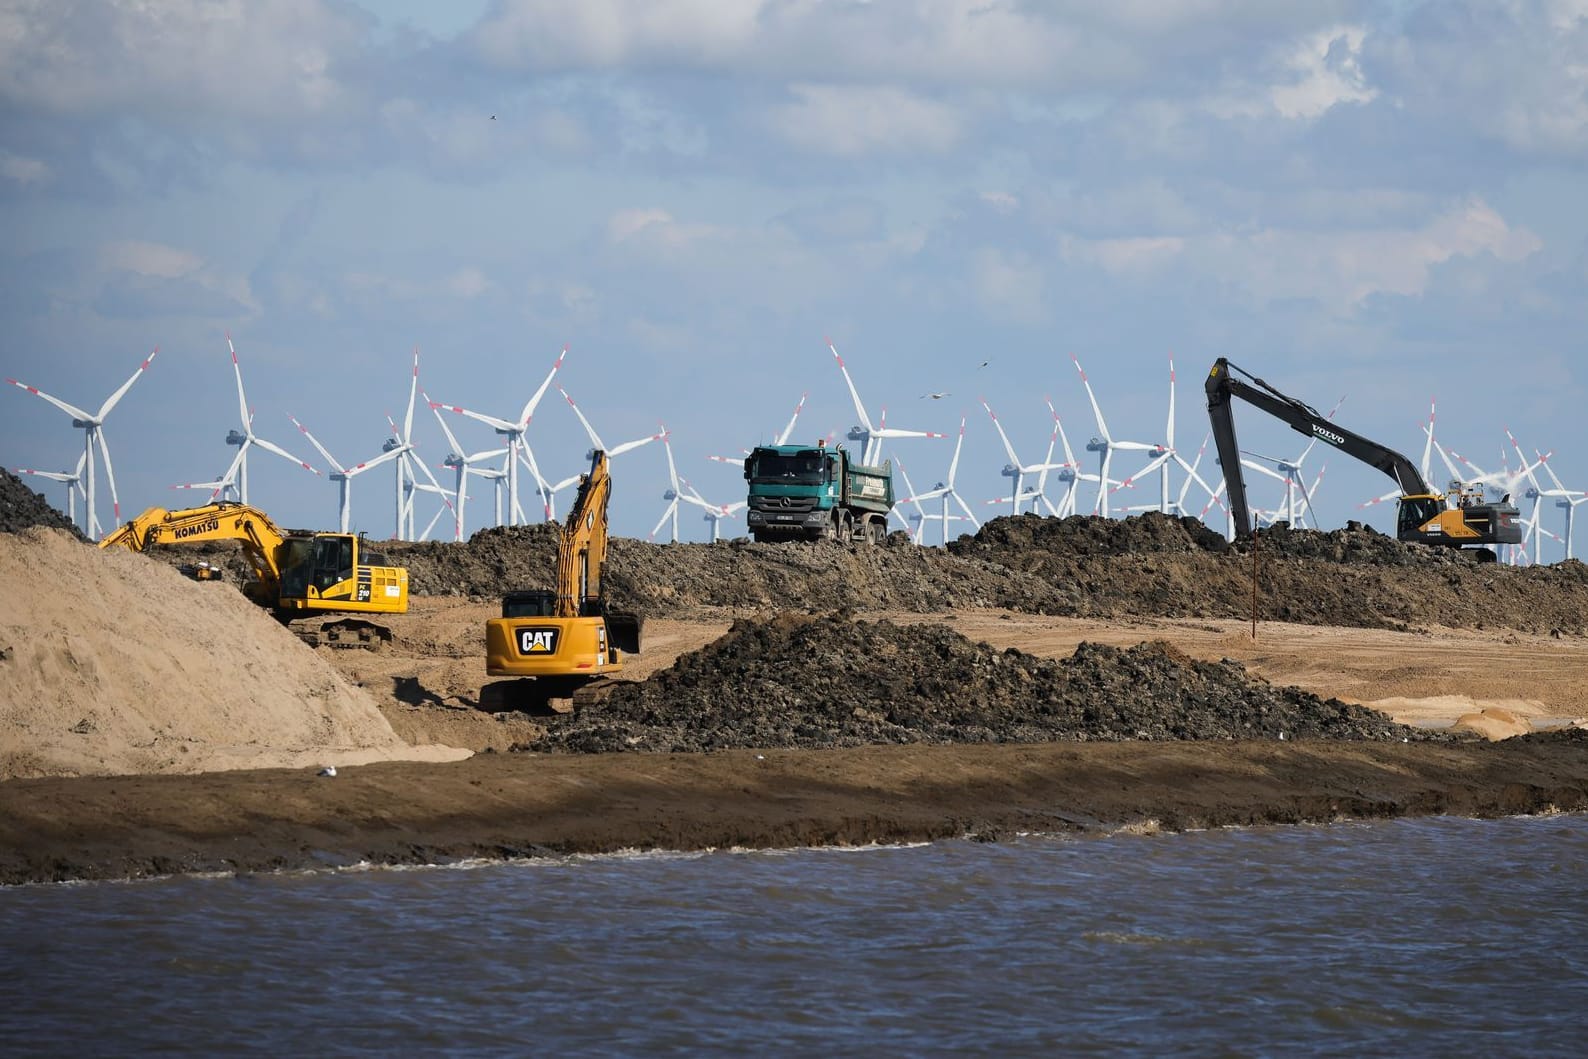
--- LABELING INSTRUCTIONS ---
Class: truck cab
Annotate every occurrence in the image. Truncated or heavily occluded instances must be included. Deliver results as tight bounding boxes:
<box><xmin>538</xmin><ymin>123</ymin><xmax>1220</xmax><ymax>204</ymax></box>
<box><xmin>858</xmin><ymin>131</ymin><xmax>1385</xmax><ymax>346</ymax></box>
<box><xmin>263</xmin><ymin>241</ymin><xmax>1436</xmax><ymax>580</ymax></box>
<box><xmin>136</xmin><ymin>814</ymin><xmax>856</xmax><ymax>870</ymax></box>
<box><xmin>744</xmin><ymin>442</ymin><xmax>893</xmax><ymax>543</ymax></box>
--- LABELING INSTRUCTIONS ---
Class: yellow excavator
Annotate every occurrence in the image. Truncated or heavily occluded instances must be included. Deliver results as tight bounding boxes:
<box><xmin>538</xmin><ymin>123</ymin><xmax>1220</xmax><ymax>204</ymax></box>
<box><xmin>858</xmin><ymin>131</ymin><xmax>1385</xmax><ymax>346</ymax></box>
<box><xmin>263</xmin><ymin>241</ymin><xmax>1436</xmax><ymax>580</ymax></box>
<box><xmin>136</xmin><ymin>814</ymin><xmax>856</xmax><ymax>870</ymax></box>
<box><xmin>482</xmin><ymin>450</ymin><xmax>642</xmax><ymax>712</ymax></box>
<box><xmin>98</xmin><ymin>502</ymin><xmax>409</xmax><ymax>647</ymax></box>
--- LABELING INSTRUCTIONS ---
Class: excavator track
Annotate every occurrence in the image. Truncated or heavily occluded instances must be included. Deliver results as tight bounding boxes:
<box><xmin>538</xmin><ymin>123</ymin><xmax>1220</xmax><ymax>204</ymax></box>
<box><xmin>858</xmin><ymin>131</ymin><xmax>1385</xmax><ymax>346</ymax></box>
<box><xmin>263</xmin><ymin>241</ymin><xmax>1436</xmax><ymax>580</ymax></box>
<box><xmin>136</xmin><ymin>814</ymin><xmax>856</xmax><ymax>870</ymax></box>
<box><xmin>296</xmin><ymin>618</ymin><xmax>394</xmax><ymax>651</ymax></box>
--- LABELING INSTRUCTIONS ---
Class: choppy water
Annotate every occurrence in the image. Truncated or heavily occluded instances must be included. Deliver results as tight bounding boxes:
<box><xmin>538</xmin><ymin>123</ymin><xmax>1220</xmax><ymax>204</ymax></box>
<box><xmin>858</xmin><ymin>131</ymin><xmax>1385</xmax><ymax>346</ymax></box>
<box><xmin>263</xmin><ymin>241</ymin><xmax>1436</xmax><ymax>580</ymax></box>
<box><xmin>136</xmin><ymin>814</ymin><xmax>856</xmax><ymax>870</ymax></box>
<box><xmin>4</xmin><ymin>814</ymin><xmax>1588</xmax><ymax>1056</ymax></box>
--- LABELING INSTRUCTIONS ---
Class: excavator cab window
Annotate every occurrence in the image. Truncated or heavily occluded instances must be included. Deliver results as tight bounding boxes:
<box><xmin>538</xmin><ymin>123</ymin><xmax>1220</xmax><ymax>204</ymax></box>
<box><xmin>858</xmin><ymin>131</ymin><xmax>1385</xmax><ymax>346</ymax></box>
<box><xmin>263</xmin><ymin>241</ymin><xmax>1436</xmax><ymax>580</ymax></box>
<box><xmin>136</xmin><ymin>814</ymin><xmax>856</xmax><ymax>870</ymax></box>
<box><xmin>1398</xmin><ymin>495</ymin><xmax>1445</xmax><ymax>537</ymax></box>
<box><xmin>279</xmin><ymin>538</ymin><xmax>315</xmax><ymax>598</ymax></box>
<box><xmin>313</xmin><ymin>535</ymin><xmax>354</xmax><ymax>590</ymax></box>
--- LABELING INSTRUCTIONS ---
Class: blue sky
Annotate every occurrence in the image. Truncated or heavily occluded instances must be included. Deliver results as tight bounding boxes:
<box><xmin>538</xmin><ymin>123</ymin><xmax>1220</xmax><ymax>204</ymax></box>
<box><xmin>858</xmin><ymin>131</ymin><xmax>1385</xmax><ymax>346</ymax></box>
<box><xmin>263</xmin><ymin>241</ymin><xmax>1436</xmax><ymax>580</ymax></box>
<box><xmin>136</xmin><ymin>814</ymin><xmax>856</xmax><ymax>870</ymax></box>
<box><xmin>3</xmin><ymin>0</ymin><xmax>1585</xmax><ymax>553</ymax></box>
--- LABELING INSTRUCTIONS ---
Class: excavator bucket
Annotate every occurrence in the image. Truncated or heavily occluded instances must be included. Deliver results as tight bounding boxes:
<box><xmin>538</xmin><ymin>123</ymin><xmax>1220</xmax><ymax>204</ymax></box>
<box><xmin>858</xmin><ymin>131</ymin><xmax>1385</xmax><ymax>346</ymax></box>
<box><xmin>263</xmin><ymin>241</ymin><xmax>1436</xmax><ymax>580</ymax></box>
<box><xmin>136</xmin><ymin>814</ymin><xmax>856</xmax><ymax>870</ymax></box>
<box><xmin>607</xmin><ymin>610</ymin><xmax>643</xmax><ymax>655</ymax></box>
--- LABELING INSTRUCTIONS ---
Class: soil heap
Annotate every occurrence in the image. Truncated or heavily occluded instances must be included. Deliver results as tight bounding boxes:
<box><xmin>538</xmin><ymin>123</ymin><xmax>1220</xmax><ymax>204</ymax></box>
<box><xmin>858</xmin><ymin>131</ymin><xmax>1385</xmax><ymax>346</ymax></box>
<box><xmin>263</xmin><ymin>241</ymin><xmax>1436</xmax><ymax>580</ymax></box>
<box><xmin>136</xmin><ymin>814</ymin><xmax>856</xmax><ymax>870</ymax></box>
<box><xmin>0</xmin><ymin>527</ymin><xmax>469</xmax><ymax>778</ymax></box>
<box><xmin>528</xmin><ymin>612</ymin><xmax>1456</xmax><ymax>754</ymax></box>
<box><xmin>125</xmin><ymin>504</ymin><xmax>1588</xmax><ymax>636</ymax></box>
<box><xmin>0</xmin><ymin>468</ymin><xmax>86</xmax><ymax>540</ymax></box>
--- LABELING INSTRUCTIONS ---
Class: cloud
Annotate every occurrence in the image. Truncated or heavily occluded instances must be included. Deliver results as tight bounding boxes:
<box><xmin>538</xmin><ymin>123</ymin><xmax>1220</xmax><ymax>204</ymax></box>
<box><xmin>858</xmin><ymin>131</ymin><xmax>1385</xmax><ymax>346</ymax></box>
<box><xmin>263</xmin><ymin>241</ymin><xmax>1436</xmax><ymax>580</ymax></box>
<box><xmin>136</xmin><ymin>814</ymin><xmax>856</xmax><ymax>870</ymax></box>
<box><xmin>970</xmin><ymin>248</ymin><xmax>1046</xmax><ymax>324</ymax></box>
<box><xmin>85</xmin><ymin>239</ymin><xmax>259</xmax><ymax>320</ymax></box>
<box><xmin>1183</xmin><ymin>198</ymin><xmax>1541</xmax><ymax>309</ymax></box>
<box><xmin>1268</xmin><ymin>25</ymin><xmax>1377</xmax><ymax>119</ymax></box>
<box><xmin>446</xmin><ymin>267</ymin><xmax>492</xmax><ymax>299</ymax></box>
<box><xmin>0</xmin><ymin>151</ymin><xmax>50</xmax><ymax>187</ymax></box>
<box><xmin>0</xmin><ymin>0</ymin><xmax>372</xmax><ymax>121</ymax></box>
<box><xmin>766</xmin><ymin>84</ymin><xmax>962</xmax><ymax>156</ymax></box>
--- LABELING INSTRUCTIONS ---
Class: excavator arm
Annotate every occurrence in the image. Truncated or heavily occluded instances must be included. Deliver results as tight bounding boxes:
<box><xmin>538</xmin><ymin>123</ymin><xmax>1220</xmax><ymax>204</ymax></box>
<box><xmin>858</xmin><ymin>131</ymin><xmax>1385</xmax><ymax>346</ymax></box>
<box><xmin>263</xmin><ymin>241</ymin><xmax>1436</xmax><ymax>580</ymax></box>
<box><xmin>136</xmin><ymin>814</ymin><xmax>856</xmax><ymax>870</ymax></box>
<box><xmin>99</xmin><ymin>502</ymin><xmax>290</xmax><ymax>603</ymax></box>
<box><xmin>1205</xmin><ymin>358</ymin><xmax>1431</xmax><ymax>539</ymax></box>
<box><xmin>556</xmin><ymin>451</ymin><xmax>613</xmax><ymax>619</ymax></box>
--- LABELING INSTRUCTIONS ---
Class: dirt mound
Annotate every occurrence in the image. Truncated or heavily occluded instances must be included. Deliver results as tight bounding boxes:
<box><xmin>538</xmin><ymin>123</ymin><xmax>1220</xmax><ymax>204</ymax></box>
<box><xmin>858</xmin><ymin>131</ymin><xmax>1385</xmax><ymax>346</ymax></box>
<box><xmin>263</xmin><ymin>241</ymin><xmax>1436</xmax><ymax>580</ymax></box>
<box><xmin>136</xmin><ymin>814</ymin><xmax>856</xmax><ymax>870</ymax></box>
<box><xmin>0</xmin><ymin>468</ymin><xmax>87</xmax><ymax>540</ymax></box>
<box><xmin>527</xmin><ymin>612</ymin><xmax>1453</xmax><ymax>753</ymax></box>
<box><xmin>138</xmin><ymin>509</ymin><xmax>1588</xmax><ymax>636</ymax></box>
<box><xmin>0</xmin><ymin>528</ymin><xmax>469</xmax><ymax>778</ymax></box>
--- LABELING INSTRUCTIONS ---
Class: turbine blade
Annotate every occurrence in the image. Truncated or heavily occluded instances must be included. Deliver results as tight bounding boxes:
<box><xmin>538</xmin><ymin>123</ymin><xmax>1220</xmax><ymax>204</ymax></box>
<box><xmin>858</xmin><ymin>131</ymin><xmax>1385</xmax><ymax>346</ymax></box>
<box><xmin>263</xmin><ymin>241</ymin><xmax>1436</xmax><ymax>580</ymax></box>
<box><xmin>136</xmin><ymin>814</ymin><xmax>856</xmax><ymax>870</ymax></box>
<box><xmin>288</xmin><ymin>415</ymin><xmax>343</xmax><ymax>472</ymax></box>
<box><xmin>96</xmin><ymin>346</ymin><xmax>159</xmax><ymax>419</ymax></box>
<box><xmin>6</xmin><ymin>377</ymin><xmax>92</xmax><ymax>421</ymax></box>
<box><xmin>828</xmin><ymin>338</ymin><xmax>876</xmax><ymax>433</ymax></box>
<box><xmin>518</xmin><ymin>344</ymin><xmax>568</xmax><ymax>427</ymax></box>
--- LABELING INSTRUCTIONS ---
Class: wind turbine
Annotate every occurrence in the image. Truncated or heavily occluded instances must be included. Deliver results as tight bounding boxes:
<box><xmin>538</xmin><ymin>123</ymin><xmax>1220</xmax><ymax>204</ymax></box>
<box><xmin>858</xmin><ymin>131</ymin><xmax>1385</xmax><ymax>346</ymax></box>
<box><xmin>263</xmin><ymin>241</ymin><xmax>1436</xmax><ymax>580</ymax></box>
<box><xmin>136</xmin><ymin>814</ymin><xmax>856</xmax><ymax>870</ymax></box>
<box><xmin>181</xmin><ymin>336</ymin><xmax>317</xmax><ymax>506</ymax></box>
<box><xmin>377</xmin><ymin>348</ymin><xmax>453</xmax><ymax>540</ymax></box>
<box><xmin>1107</xmin><ymin>354</ymin><xmax>1221</xmax><ymax>515</ymax></box>
<box><xmin>552</xmin><ymin>387</ymin><xmax>665</xmax><ymax>518</ymax></box>
<box><xmin>1070</xmin><ymin>354</ymin><xmax>1157</xmax><ymax>518</ymax></box>
<box><xmin>891</xmin><ymin>459</ymin><xmax>930</xmax><ymax>540</ymax></box>
<box><xmin>287</xmin><ymin>414</ymin><xmax>404</xmax><ymax>533</ymax></box>
<box><xmin>1451</xmin><ymin>437</ymin><xmax>1551</xmax><ymax>564</ymax></box>
<box><xmin>10</xmin><ymin>452</ymin><xmax>88</xmax><ymax>529</ymax></box>
<box><xmin>978</xmin><ymin>400</ymin><xmax>1067</xmax><ymax>514</ymax></box>
<box><xmin>650</xmin><ymin>428</ymin><xmax>685</xmax><ymax>543</ymax></box>
<box><xmin>426</xmin><ymin>390</ymin><xmax>509</xmax><ymax>541</ymax></box>
<box><xmin>7</xmin><ymin>346</ymin><xmax>157</xmax><ymax>538</ymax></box>
<box><xmin>981</xmin><ymin>399</ymin><xmax>1071</xmax><ymax>516</ymax></box>
<box><xmin>896</xmin><ymin>416</ymin><xmax>980</xmax><ymax>545</ymax></box>
<box><xmin>1505</xmin><ymin>428</ymin><xmax>1555</xmax><ymax>564</ymax></box>
<box><xmin>1534</xmin><ymin>455</ymin><xmax>1587</xmax><ymax>561</ymax></box>
<box><xmin>828</xmin><ymin>337</ymin><xmax>945</xmax><ymax>464</ymax></box>
<box><xmin>430</xmin><ymin>345</ymin><xmax>566</xmax><ymax>525</ymax></box>
<box><xmin>678</xmin><ymin>475</ymin><xmax>746</xmax><ymax>542</ymax></box>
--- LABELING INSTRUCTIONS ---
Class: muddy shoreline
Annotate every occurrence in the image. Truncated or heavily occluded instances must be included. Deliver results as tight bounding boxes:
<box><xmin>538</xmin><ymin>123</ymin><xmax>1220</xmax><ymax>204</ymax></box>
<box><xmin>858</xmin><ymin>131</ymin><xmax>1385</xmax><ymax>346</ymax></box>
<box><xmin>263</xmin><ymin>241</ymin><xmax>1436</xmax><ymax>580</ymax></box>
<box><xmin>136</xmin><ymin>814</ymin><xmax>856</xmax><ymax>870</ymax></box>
<box><xmin>5</xmin><ymin>738</ymin><xmax>1587</xmax><ymax>885</ymax></box>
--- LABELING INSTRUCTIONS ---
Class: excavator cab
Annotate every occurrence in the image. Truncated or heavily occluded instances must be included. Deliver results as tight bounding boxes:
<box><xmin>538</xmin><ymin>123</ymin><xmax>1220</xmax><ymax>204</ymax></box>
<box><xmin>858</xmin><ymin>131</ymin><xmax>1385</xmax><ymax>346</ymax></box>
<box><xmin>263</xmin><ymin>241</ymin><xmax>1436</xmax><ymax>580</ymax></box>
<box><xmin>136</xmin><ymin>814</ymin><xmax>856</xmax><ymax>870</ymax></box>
<box><xmin>1396</xmin><ymin>495</ymin><xmax>1447</xmax><ymax>539</ymax></box>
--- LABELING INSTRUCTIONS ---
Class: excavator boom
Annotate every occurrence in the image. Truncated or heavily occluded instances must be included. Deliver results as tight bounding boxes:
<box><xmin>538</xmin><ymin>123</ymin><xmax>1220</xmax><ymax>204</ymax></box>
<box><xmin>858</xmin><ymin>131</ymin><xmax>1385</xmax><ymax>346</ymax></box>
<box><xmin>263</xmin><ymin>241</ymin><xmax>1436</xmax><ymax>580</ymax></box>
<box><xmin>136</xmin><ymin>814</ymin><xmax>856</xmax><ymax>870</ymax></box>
<box><xmin>99</xmin><ymin>501</ymin><xmax>409</xmax><ymax>639</ymax></box>
<box><xmin>1205</xmin><ymin>358</ymin><xmax>1520</xmax><ymax>551</ymax></box>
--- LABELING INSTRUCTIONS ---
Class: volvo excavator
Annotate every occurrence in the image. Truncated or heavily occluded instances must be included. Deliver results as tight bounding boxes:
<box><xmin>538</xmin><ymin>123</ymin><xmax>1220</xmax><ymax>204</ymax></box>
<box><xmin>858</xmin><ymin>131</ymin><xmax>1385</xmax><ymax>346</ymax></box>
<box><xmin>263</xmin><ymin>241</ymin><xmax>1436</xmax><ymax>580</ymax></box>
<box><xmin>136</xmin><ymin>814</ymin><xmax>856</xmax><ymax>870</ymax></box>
<box><xmin>480</xmin><ymin>450</ymin><xmax>642</xmax><ymax>712</ymax></box>
<box><xmin>99</xmin><ymin>502</ymin><xmax>409</xmax><ymax>647</ymax></box>
<box><xmin>1205</xmin><ymin>358</ymin><xmax>1522</xmax><ymax>558</ymax></box>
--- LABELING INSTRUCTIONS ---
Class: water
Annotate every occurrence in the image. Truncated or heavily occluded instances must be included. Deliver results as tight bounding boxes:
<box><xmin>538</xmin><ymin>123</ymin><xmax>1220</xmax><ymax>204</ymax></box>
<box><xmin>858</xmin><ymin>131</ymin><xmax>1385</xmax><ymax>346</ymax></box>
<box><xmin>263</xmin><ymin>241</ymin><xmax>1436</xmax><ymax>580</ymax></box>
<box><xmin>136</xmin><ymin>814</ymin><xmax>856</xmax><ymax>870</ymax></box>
<box><xmin>5</xmin><ymin>814</ymin><xmax>1588</xmax><ymax>1056</ymax></box>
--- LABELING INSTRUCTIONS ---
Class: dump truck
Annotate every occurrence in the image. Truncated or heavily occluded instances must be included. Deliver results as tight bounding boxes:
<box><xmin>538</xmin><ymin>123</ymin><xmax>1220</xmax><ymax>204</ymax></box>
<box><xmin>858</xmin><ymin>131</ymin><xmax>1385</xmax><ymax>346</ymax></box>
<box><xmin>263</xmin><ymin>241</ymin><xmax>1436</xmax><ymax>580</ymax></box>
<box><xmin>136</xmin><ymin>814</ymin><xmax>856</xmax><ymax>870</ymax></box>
<box><xmin>481</xmin><ymin>450</ymin><xmax>642</xmax><ymax>712</ymax></box>
<box><xmin>98</xmin><ymin>501</ymin><xmax>409</xmax><ymax>646</ymax></box>
<box><xmin>1205</xmin><ymin>357</ymin><xmax>1522</xmax><ymax>558</ymax></box>
<box><xmin>743</xmin><ymin>440</ymin><xmax>894</xmax><ymax>544</ymax></box>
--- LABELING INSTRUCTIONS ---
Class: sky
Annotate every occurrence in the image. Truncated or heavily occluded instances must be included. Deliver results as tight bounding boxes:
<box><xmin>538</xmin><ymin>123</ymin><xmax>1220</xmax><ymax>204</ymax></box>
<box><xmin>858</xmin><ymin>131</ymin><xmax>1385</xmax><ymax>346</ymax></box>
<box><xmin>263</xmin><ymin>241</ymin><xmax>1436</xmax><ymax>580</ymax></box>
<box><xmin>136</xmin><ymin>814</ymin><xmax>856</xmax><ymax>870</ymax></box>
<box><xmin>3</xmin><ymin>0</ymin><xmax>1586</xmax><ymax>555</ymax></box>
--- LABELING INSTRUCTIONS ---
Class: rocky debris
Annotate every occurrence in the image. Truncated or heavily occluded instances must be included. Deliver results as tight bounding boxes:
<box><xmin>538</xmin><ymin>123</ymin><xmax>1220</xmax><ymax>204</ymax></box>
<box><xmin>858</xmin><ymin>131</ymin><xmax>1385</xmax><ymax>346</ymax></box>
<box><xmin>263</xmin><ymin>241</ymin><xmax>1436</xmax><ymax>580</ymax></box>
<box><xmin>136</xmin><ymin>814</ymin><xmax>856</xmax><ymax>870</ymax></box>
<box><xmin>0</xmin><ymin>469</ymin><xmax>87</xmax><ymax>540</ymax></box>
<box><xmin>526</xmin><ymin>612</ymin><xmax>1457</xmax><ymax>754</ymax></box>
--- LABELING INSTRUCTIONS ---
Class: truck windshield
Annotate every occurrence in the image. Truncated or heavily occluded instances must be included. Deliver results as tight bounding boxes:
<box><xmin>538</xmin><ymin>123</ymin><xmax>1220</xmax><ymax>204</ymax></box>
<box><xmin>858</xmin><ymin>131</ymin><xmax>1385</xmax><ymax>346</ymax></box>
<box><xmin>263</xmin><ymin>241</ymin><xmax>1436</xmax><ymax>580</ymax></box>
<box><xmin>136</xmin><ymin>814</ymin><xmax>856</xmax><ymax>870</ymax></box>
<box><xmin>749</xmin><ymin>452</ymin><xmax>828</xmax><ymax>485</ymax></box>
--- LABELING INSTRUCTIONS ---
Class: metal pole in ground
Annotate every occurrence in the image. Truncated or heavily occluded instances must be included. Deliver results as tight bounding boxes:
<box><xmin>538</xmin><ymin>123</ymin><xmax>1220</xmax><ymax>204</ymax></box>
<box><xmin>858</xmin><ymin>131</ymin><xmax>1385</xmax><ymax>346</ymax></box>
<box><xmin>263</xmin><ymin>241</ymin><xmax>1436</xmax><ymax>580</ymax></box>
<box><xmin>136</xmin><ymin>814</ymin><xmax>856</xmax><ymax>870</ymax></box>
<box><xmin>1250</xmin><ymin>527</ymin><xmax>1259</xmax><ymax>640</ymax></box>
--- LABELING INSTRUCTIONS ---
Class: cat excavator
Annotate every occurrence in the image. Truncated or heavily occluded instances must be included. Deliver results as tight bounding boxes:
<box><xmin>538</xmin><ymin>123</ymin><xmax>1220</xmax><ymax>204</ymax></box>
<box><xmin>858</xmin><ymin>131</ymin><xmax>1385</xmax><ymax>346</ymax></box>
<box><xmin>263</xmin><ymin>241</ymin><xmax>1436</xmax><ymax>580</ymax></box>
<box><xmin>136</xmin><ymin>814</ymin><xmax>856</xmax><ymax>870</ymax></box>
<box><xmin>1205</xmin><ymin>358</ymin><xmax>1522</xmax><ymax>558</ymax></box>
<box><xmin>481</xmin><ymin>450</ymin><xmax>642</xmax><ymax>712</ymax></box>
<box><xmin>98</xmin><ymin>501</ymin><xmax>409</xmax><ymax>647</ymax></box>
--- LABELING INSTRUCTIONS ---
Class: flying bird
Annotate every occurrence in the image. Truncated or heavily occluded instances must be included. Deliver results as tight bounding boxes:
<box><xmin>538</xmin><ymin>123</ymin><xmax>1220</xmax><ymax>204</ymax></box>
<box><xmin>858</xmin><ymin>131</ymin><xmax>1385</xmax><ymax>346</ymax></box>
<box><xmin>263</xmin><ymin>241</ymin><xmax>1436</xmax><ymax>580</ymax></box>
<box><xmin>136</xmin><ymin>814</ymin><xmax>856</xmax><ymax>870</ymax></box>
<box><xmin>921</xmin><ymin>391</ymin><xmax>950</xmax><ymax>400</ymax></box>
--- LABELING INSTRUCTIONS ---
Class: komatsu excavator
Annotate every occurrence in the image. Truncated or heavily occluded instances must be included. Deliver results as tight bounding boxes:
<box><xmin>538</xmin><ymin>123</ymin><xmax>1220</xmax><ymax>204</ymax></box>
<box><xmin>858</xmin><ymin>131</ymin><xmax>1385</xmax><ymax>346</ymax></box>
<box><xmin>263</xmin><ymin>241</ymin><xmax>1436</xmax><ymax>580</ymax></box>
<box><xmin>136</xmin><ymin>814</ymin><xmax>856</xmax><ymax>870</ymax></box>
<box><xmin>481</xmin><ymin>450</ymin><xmax>642</xmax><ymax>712</ymax></box>
<box><xmin>1205</xmin><ymin>358</ymin><xmax>1521</xmax><ymax>558</ymax></box>
<box><xmin>99</xmin><ymin>502</ymin><xmax>409</xmax><ymax>646</ymax></box>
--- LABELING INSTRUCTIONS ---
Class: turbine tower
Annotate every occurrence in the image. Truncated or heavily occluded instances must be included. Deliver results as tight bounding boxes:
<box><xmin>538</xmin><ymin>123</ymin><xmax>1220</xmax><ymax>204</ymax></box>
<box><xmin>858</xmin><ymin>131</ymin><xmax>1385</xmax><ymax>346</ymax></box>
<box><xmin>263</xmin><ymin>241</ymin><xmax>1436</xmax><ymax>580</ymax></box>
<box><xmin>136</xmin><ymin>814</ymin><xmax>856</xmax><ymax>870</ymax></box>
<box><xmin>7</xmin><ymin>346</ymin><xmax>158</xmax><ymax>537</ymax></box>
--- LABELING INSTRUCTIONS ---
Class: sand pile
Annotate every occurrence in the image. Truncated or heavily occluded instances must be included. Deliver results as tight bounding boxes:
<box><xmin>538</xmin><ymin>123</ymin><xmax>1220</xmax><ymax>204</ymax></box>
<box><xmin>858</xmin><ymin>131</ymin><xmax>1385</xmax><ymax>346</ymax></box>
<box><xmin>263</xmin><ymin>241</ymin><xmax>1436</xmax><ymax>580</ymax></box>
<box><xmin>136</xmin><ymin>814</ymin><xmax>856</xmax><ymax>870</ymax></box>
<box><xmin>527</xmin><ymin>612</ymin><xmax>1456</xmax><ymax>753</ymax></box>
<box><xmin>0</xmin><ymin>528</ymin><xmax>469</xmax><ymax>778</ymax></box>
